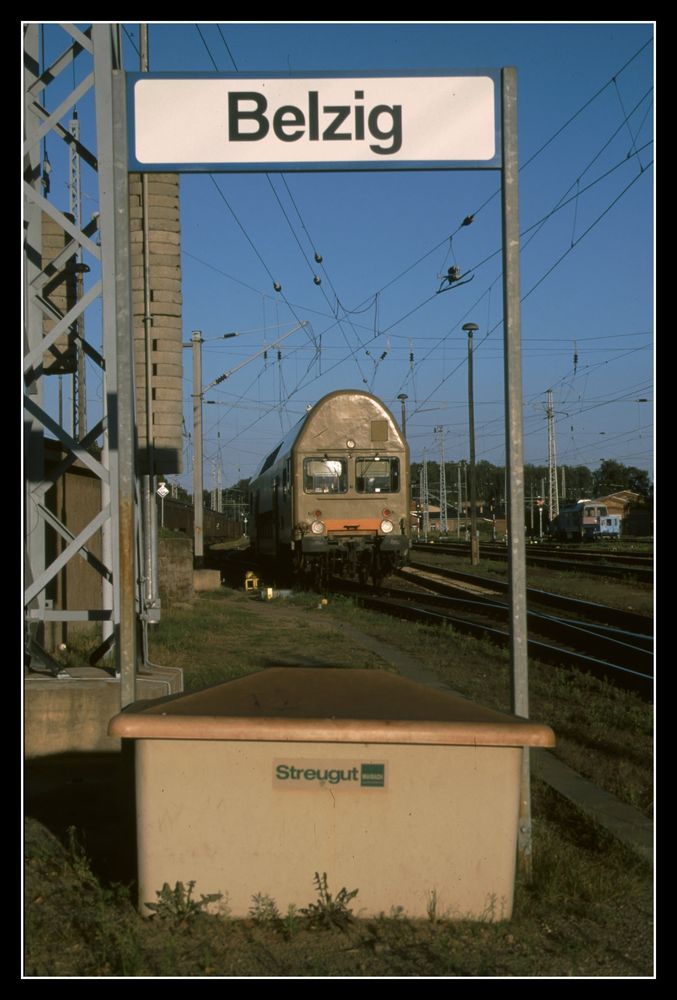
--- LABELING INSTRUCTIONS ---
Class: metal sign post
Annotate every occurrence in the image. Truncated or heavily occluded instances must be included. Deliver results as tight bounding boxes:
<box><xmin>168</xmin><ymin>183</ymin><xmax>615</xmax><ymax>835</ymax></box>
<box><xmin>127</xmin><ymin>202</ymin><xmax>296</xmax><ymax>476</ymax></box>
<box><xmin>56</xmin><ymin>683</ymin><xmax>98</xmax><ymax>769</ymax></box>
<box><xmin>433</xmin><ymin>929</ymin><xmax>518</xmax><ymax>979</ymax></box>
<box><xmin>157</xmin><ymin>481</ymin><xmax>169</xmax><ymax>527</ymax></box>
<box><xmin>501</xmin><ymin>67</ymin><xmax>531</xmax><ymax>879</ymax></box>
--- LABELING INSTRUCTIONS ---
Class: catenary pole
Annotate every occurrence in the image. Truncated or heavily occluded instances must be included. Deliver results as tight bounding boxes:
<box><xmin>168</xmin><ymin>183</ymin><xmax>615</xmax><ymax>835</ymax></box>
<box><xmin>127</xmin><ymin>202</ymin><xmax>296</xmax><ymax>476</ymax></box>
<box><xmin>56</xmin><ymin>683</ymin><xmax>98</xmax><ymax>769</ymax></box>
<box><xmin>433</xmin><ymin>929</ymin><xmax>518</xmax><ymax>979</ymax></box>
<box><xmin>192</xmin><ymin>331</ymin><xmax>204</xmax><ymax>565</ymax></box>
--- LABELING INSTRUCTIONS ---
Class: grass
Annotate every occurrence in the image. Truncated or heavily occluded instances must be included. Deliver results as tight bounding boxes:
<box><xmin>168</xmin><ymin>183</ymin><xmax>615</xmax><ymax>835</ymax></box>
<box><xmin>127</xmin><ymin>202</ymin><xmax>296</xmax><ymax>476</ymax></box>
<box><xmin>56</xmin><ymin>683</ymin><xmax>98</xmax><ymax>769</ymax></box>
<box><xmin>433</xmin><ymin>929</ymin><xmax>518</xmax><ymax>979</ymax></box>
<box><xmin>25</xmin><ymin>584</ymin><xmax>654</xmax><ymax>976</ymax></box>
<box><xmin>24</xmin><ymin>779</ymin><xmax>653</xmax><ymax>976</ymax></box>
<box><xmin>147</xmin><ymin>587</ymin><xmax>397</xmax><ymax>691</ymax></box>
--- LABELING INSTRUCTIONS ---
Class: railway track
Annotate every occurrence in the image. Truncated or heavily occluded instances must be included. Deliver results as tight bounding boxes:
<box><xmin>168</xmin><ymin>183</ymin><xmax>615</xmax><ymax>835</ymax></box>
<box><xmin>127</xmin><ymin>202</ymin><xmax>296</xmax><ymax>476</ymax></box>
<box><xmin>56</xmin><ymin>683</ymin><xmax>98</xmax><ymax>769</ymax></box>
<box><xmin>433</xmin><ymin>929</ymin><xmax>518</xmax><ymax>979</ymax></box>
<box><xmin>331</xmin><ymin>565</ymin><xmax>653</xmax><ymax>701</ymax></box>
<box><xmin>404</xmin><ymin>560</ymin><xmax>653</xmax><ymax>637</ymax></box>
<box><xmin>209</xmin><ymin>546</ymin><xmax>653</xmax><ymax>699</ymax></box>
<box><xmin>421</xmin><ymin>538</ymin><xmax>653</xmax><ymax>564</ymax></box>
<box><xmin>411</xmin><ymin>541</ymin><xmax>653</xmax><ymax>583</ymax></box>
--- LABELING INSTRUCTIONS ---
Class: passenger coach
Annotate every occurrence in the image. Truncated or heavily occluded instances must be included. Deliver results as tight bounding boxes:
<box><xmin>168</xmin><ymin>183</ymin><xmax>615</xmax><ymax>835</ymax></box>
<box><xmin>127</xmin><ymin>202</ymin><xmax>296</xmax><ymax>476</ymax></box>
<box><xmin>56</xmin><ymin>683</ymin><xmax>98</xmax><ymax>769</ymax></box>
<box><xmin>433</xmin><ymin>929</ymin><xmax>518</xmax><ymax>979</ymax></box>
<box><xmin>249</xmin><ymin>390</ymin><xmax>410</xmax><ymax>585</ymax></box>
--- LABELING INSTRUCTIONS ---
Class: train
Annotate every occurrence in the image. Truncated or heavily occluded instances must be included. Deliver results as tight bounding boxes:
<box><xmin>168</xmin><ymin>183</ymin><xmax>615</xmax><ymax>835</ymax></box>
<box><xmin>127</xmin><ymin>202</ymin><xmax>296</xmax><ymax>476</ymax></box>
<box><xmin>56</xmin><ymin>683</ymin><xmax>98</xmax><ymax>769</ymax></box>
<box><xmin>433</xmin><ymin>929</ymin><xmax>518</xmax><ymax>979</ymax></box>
<box><xmin>248</xmin><ymin>389</ymin><xmax>410</xmax><ymax>586</ymax></box>
<box><xmin>161</xmin><ymin>497</ymin><xmax>242</xmax><ymax>544</ymax></box>
<box><xmin>548</xmin><ymin>499</ymin><xmax>621</xmax><ymax>542</ymax></box>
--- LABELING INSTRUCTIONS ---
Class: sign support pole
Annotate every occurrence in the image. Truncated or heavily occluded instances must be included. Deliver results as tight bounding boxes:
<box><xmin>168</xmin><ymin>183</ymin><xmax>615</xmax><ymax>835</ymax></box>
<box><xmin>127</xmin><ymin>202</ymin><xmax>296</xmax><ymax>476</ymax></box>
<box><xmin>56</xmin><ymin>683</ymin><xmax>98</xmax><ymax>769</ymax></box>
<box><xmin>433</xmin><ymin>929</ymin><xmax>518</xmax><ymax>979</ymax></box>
<box><xmin>501</xmin><ymin>67</ymin><xmax>531</xmax><ymax>880</ymax></box>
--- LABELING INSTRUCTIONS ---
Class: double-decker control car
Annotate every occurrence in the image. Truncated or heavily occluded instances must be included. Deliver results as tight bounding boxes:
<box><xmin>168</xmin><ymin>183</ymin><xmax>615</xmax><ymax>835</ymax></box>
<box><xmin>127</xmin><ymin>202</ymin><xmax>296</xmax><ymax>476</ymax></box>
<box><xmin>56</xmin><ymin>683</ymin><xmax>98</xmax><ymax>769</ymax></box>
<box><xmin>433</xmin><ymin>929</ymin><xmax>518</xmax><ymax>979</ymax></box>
<box><xmin>249</xmin><ymin>390</ymin><xmax>410</xmax><ymax>585</ymax></box>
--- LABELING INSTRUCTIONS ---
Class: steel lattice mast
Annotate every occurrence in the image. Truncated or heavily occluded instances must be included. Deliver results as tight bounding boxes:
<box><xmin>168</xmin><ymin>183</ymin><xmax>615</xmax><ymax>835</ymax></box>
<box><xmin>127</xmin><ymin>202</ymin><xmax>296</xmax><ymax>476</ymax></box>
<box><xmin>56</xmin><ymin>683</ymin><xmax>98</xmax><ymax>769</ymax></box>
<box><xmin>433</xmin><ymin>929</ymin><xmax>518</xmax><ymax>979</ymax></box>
<box><xmin>24</xmin><ymin>24</ymin><xmax>139</xmax><ymax>702</ymax></box>
<box><xmin>435</xmin><ymin>426</ymin><xmax>447</xmax><ymax>534</ymax></box>
<box><xmin>69</xmin><ymin>110</ymin><xmax>87</xmax><ymax>442</ymax></box>
<box><xmin>420</xmin><ymin>448</ymin><xmax>429</xmax><ymax>538</ymax></box>
<box><xmin>547</xmin><ymin>389</ymin><xmax>559</xmax><ymax>521</ymax></box>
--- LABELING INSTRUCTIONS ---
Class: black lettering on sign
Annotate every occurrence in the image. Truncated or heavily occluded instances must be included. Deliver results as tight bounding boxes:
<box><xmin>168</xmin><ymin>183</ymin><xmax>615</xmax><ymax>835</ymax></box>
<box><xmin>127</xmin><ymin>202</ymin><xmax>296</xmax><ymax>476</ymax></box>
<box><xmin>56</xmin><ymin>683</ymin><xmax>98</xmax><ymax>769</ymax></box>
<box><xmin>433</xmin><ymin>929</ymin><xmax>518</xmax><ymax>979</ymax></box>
<box><xmin>322</xmin><ymin>106</ymin><xmax>352</xmax><ymax>141</ymax></box>
<box><xmin>228</xmin><ymin>92</ymin><xmax>269</xmax><ymax>141</ymax></box>
<box><xmin>369</xmin><ymin>105</ymin><xmax>403</xmax><ymax>155</ymax></box>
<box><xmin>227</xmin><ymin>89</ymin><xmax>403</xmax><ymax>155</ymax></box>
<box><xmin>273</xmin><ymin>105</ymin><xmax>305</xmax><ymax>142</ymax></box>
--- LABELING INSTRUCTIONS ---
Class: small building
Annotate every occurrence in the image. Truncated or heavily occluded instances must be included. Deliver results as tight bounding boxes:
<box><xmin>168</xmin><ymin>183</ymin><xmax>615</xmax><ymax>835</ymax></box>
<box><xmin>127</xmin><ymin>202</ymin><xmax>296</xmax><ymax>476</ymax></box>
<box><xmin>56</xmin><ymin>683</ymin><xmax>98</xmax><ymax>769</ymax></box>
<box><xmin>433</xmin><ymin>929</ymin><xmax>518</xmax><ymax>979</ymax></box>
<box><xmin>593</xmin><ymin>491</ymin><xmax>642</xmax><ymax>518</ymax></box>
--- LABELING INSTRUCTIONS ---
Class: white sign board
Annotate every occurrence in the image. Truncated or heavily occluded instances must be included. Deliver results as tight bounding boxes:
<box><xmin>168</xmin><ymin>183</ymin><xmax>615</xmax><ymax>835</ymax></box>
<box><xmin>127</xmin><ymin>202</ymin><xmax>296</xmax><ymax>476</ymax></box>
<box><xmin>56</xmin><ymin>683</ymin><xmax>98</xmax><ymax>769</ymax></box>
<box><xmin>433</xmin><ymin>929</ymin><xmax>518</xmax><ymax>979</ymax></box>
<box><xmin>156</xmin><ymin>483</ymin><xmax>169</xmax><ymax>498</ymax></box>
<box><xmin>129</xmin><ymin>73</ymin><xmax>499</xmax><ymax>171</ymax></box>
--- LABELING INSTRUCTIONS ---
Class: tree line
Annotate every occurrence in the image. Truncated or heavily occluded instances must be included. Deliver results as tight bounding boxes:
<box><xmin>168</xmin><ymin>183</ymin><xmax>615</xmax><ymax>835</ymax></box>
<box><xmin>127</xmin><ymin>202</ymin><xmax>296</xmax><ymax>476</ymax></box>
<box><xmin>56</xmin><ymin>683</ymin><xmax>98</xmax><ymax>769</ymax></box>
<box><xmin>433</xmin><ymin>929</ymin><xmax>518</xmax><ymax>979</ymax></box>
<box><xmin>409</xmin><ymin>458</ymin><xmax>652</xmax><ymax>512</ymax></box>
<box><xmin>172</xmin><ymin>462</ymin><xmax>651</xmax><ymax>511</ymax></box>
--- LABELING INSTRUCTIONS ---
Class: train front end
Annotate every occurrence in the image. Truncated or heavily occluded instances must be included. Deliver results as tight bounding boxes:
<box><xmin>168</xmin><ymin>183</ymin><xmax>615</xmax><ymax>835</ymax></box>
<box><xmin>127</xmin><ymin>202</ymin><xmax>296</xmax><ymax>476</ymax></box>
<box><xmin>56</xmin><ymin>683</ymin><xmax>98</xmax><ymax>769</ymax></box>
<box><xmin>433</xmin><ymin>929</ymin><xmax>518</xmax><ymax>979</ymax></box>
<box><xmin>292</xmin><ymin>391</ymin><xmax>409</xmax><ymax>586</ymax></box>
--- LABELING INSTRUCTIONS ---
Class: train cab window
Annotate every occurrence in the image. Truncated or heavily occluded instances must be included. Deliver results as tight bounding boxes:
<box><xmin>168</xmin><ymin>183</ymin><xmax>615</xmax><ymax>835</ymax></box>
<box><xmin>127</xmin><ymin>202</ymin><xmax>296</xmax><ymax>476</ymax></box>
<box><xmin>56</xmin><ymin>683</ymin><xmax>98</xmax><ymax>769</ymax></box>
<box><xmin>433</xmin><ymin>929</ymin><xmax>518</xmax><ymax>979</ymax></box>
<box><xmin>303</xmin><ymin>458</ymin><xmax>348</xmax><ymax>494</ymax></box>
<box><xmin>355</xmin><ymin>457</ymin><xmax>399</xmax><ymax>493</ymax></box>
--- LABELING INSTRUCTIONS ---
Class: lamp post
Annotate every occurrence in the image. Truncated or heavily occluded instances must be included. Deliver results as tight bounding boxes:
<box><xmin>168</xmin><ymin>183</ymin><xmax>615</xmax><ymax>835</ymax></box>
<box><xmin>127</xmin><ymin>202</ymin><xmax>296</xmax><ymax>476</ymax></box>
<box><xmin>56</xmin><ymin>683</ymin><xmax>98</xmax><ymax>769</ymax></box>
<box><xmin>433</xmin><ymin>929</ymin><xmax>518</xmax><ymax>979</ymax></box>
<box><xmin>462</xmin><ymin>323</ymin><xmax>480</xmax><ymax>565</ymax></box>
<box><xmin>397</xmin><ymin>393</ymin><xmax>408</xmax><ymax>439</ymax></box>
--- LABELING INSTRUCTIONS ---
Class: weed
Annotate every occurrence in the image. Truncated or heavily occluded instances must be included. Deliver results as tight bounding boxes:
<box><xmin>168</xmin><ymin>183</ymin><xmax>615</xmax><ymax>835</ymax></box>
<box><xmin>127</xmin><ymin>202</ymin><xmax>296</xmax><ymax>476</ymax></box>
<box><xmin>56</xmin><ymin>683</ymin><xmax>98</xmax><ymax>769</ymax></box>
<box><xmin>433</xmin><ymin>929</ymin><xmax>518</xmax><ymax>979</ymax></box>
<box><xmin>478</xmin><ymin>893</ymin><xmax>509</xmax><ymax>923</ymax></box>
<box><xmin>248</xmin><ymin>894</ymin><xmax>304</xmax><ymax>939</ymax></box>
<box><xmin>300</xmin><ymin>872</ymin><xmax>359</xmax><ymax>931</ymax></box>
<box><xmin>65</xmin><ymin>826</ymin><xmax>98</xmax><ymax>887</ymax></box>
<box><xmin>281</xmin><ymin>903</ymin><xmax>302</xmax><ymax>940</ymax></box>
<box><xmin>249</xmin><ymin>892</ymin><xmax>281</xmax><ymax>925</ymax></box>
<box><xmin>426</xmin><ymin>888</ymin><xmax>440</xmax><ymax>923</ymax></box>
<box><xmin>145</xmin><ymin>881</ymin><xmax>223</xmax><ymax>925</ymax></box>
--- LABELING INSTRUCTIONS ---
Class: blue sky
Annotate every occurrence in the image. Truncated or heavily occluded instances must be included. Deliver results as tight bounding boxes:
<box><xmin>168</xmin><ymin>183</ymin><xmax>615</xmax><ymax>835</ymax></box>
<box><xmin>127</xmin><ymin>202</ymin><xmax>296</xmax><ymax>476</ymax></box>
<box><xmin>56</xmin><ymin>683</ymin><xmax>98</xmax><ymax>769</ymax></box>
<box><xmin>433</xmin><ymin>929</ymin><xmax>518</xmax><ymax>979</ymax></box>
<box><xmin>37</xmin><ymin>22</ymin><xmax>654</xmax><ymax>493</ymax></box>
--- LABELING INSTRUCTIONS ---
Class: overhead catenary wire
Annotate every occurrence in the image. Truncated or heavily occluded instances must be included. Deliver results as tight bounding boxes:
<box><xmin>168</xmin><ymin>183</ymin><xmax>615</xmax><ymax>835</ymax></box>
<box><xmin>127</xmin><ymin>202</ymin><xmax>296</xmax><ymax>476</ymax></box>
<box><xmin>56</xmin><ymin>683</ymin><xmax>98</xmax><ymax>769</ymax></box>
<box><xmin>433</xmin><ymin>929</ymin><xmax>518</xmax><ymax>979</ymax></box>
<box><xmin>185</xmin><ymin>74</ymin><xmax>652</xmax><ymax>419</ymax></box>
<box><xmin>405</xmin><ymin>141</ymin><xmax>653</xmax><ymax>418</ymax></box>
<box><xmin>215</xmin><ymin>23</ymin><xmax>239</xmax><ymax>71</ymax></box>
<box><xmin>195</xmin><ymin>24</ymin><xmax>220</xmax><ymax>71</ymax></box>
<box><xmin>178</xmin><ymin>27</ymin><xmax>651</xmax><ymax>477</ymax></box>
<box><xmin>194</xmin><ymin>130</ymin><xmax>652</xmax><ymax>426</ymax></box>
<box><xmin>188</xmin><ymin>25</ymin><xmax>651</xmax><ymax>328</ymax></box>
<box><xmin>264</xmin><ymin>175</ymin><xmax>370</xmax><ymax>383</ymax></box>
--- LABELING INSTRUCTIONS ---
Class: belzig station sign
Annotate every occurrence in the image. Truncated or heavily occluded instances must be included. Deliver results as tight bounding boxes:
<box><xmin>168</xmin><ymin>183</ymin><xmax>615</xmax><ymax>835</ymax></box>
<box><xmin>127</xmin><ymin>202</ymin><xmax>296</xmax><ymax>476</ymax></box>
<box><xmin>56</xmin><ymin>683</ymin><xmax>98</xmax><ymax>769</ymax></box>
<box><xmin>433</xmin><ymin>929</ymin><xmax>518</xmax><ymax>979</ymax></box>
<box><xmin>126</xmin><ymin>65</ymin><xmax>530</xmax><ymax>873</ymax></box>
<box><xmin>127</xmin><ymin>71</ymin><xmax>501</xmax><ymax>172</ymax></box>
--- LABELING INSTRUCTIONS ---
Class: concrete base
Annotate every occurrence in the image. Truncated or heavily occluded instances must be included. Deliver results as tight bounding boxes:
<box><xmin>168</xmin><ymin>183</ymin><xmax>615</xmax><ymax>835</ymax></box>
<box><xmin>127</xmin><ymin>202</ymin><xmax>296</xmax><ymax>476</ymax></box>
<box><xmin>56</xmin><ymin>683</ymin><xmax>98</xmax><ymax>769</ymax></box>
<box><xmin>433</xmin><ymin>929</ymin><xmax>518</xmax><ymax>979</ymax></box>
<box><xmin>24</xmin><ymin>666</ymin><xmax>183</xmax><ymax>759</ymax></box>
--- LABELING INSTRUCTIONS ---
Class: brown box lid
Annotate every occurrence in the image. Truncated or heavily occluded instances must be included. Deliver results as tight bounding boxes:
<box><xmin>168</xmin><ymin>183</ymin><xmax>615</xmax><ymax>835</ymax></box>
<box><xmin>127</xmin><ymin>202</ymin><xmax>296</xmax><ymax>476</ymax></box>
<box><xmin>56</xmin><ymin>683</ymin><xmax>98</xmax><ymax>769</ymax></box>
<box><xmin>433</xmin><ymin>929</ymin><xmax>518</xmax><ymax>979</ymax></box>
<box><xmin>109</xmin><ymin>668</ymin><xmax>555</xmax><ymax>747</ymax></box>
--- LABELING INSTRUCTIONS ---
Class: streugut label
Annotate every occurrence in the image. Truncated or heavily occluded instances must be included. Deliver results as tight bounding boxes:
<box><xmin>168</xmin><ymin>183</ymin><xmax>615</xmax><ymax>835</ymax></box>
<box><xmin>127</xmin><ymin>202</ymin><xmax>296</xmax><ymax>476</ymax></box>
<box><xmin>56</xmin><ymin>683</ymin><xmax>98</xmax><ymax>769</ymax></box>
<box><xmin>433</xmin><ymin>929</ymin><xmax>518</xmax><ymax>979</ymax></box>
<box><xmin>273</xmin><ymin>760</ymin><xmax>386</xmax><ymax>790</ymax></box>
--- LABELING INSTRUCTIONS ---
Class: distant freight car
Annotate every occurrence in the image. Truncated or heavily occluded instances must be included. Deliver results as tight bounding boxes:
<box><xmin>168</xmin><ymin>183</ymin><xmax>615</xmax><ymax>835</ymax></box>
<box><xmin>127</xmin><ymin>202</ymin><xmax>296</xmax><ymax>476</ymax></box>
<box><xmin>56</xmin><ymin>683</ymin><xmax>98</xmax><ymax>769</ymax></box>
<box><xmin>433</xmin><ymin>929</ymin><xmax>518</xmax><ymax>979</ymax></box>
<box><xmin>249</xmin><ymin>390</ymin><xmax>410</xmax><ymax>586</ymax></box>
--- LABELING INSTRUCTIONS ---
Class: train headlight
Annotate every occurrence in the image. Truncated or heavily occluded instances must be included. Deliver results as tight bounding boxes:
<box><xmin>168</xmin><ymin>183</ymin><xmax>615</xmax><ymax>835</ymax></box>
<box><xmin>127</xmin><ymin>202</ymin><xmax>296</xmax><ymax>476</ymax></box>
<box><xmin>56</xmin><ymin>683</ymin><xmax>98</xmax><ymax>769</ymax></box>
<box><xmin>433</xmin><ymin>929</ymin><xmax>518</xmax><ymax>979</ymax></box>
<box><xmin>311</xmin><ymin>520</ymin><xmax>325</xmax><ymax>534</ymax></box>
<box><xmin>380</xmin><ymin>519</ymin><xmax>394</xmax><ymax>534</ymax></box>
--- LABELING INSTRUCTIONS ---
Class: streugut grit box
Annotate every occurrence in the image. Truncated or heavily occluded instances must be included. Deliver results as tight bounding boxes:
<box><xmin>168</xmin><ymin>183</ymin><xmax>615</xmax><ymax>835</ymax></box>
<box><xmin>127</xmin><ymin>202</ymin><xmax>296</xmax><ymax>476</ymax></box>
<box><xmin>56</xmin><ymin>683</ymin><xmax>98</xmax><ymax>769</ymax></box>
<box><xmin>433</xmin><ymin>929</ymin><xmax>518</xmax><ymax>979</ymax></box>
<box><xmin>109</xmin><ymin>668</ymin><xmax>554</xmax><ymax>920</ymax></box>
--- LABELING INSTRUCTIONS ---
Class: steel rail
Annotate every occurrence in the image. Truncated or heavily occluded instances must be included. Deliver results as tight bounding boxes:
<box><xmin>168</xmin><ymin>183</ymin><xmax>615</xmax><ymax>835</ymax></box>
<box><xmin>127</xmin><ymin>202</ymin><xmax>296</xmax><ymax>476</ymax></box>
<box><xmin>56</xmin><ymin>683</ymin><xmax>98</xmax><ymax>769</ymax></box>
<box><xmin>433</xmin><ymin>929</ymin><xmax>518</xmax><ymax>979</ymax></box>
<box><xmin>351</xmin><ymin>591</ymin><xmax>653</xmax><ymax>701</ymax></box>
<box><xmin>403</xmin><ymin>562</ymin><xmax>653</xmax><ymax>636</ymax></box>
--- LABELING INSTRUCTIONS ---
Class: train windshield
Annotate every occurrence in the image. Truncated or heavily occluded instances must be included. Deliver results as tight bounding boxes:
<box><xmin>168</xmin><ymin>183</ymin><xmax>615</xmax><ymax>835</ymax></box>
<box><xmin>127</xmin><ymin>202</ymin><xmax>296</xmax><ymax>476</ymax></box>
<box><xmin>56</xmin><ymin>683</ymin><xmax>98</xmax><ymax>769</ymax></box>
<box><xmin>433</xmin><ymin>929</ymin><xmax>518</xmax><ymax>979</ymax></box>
<box><xmin>303</xmin><ymin>458</ymin><xmax>348</xmax><ymax>494</ymax></box>
<box><xmin>356</xmin><ymin>457</ymin><xmax>400</xmax><ymax>493</ymax></box>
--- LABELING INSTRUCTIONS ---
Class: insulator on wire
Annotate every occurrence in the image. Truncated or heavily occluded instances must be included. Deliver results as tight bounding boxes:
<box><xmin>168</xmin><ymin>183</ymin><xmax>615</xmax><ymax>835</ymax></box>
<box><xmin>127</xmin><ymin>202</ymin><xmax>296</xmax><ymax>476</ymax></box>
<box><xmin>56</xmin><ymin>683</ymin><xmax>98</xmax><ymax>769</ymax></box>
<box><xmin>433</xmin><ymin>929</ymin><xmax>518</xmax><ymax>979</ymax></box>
<box><xmin>314</xmin><ymin>252</ymin><xmax>323</xmax><ymax>263</ymax></box>
<box><xmin>313</xmin><ymin>275</ymin><xmax>321</xmax><ymax>285</ymax></box>
<box><xmin>461</xmin><ymin>214</ymin><xmax>475</xmax><ymax>227</ymax></box>
<box><xmin>273</xmin><ymin>281</ymin><xmax>282</xmax><ymax>292</ymax></box>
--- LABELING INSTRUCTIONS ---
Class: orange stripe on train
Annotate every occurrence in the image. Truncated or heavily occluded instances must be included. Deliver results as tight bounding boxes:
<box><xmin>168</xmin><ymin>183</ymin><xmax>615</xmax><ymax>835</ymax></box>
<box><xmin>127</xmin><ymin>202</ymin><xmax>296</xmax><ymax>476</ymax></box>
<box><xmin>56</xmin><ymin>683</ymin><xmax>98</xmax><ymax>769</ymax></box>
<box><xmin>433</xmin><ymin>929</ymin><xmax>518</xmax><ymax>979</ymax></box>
<box><xmin>323</xmin><ymin>519</ymin><xmax>382</xmax><ymax>531</ymax></box>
